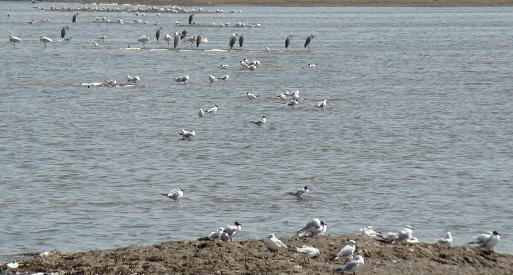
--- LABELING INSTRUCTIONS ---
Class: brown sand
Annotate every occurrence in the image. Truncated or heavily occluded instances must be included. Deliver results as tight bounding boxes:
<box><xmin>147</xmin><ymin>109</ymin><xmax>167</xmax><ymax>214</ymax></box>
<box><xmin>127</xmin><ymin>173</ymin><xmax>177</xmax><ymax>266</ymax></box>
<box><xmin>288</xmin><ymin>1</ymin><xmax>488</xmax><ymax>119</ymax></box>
<box><xmin>59</xmin><ymin>0</ymin><xmax>513</xmax><ymax>6</ymax></box>
<box><xmin>2</xmin><ymin>235</ymin><xmax>513</xmax><ymax>275</ymax></box>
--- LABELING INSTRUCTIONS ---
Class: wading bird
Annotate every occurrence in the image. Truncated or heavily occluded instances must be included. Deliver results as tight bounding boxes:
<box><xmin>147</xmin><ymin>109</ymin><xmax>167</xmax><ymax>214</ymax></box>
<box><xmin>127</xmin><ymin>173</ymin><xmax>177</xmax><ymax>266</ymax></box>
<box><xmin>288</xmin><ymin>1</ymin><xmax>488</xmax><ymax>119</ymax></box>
<box><xmin>8</xmin><ymin>35</ymin><xmax>21</xmax><ymax>48</ymax></box>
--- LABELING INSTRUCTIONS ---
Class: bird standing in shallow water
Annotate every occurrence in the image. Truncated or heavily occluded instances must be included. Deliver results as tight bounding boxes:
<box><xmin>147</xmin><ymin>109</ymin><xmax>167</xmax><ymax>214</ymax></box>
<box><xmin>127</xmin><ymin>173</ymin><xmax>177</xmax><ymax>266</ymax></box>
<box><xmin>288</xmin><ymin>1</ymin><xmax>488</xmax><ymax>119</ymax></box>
<box><xmin>285</xmin><ymin>35</ymin><xmax>292</xmax><ymax>48</ymax></box>
<box><xmin>239</xmin><ymin>33</ymin><xmax>245</xmax><ymax>48</ymax></box>
<box><xmin>304</xmin><ymin>34</ymin><xmax>315</xmax><ymax>51</ymax></box>
<box><xmin>60</xmin><ymin>26</ymin><xmax>69</xmax><ymax>39</ymax></box>
<box><xmin>229</xmin><ymin>33</ymin><xmax>237</xmax><ymax>49</ymax></box>
<box><xmin>155</xmin><ymin>27</ymin><xmax>161</xmax><ymax>41</ymax></box>
<box><xmin>40</xmin><ymin>36</ymin><xmax>52</xmax><ymax>48</ymax></box>
<box><xmin>8</xmin><ymin>35</ymin><xmax>21</xmax><ymax>48</ymax></box>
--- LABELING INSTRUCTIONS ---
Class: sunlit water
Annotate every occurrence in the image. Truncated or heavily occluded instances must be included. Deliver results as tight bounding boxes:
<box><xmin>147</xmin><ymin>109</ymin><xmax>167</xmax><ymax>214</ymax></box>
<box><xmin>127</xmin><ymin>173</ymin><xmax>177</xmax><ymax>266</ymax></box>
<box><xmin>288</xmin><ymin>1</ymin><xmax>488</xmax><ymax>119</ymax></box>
<box><xmin>1</xmin><ymin>1</ymin><xmax>513</xmax><ymax>259</ymax></box>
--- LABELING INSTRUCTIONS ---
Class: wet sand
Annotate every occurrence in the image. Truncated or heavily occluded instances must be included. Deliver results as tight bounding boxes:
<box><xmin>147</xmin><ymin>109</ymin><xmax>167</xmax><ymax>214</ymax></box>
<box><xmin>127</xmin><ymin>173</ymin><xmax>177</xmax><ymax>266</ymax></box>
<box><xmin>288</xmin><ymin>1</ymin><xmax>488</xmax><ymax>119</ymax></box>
<box><xmin>2</xmin><ymin>235</ymin><xmax>513</xmax><ymax>275</ymax></box>
<box><xmin>59</xmin><ymin>0</ymin><xmax>513</xmax><ymax>6</ymax></box>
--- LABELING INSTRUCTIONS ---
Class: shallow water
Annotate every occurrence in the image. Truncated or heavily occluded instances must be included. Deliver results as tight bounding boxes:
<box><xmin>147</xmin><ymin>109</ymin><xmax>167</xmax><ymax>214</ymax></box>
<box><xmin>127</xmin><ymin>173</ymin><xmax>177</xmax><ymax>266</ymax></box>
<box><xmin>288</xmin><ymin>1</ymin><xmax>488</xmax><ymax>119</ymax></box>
<box><xmin>1</xmin><ymin>1</ymin><xmax>513</xmax><ymax>257</ymax></box>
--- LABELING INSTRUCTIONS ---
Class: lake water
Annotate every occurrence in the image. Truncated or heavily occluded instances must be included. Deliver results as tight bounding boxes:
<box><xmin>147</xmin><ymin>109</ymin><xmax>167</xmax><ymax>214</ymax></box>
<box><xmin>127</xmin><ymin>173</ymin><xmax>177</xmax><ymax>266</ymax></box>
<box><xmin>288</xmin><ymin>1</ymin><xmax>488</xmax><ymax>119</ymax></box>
<box><xmin>1</xmin><ymin>1</ymin><xmax>513</xmax><ymax>258</ymax></box>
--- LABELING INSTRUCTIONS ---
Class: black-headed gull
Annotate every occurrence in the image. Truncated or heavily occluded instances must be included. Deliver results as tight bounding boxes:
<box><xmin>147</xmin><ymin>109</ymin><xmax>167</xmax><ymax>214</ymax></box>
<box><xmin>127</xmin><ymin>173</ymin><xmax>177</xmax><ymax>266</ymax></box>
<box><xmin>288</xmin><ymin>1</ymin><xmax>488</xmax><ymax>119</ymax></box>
<box><xmin>223</xmin><ymin>221</ymin><xmax>242</xmax><ymax>241</ymax></box>
<box><xmin>264</xmin><ymin>234</ymin><xmax>287</xmax><ymax>252</ymax></box>
<box><xmin>246</xmin><ymin>92</ymin><xmax>257</xmax><ymax>100</ymax></box>
<box><xmin>288</xmin><ymin>186</ymin><xmax>309</xmax><ymax>200</ymax></box>
<box><xmin>335</xmin><ymin>240</ymin><xmax>356</xmax><ymax>261</ymax></box>
<box><xmin>251</xmin><ymin>116</ymin><xmax>266</xmax><ymax>126</ymax></box>
<box><xmin>316</xmin><ymin>99</ymin><xmax>327</xmax><ymax>108</ymax></box>
<box><xmin>179</xmin><ymin>129</ymin><xmax>195</xmax><ymax>140</ymax></box>
<box><xmin>297</xmin><ymin>218</ymin><xmax>326</xmax><ymax>237</ymax></box>
<box><xmin>161</xmin><ymin>188</ymin><xmax>184</xmax><ymax>201</ymax></box>
<box><xmin>469</xmin><ymin>231</ymin><xmax>500</xmax><ymax>251</ymax></box>
<box><xmin>207</xmin><ymin>105</ymin><xmax>218</xmax><ymax>115</ymax></box>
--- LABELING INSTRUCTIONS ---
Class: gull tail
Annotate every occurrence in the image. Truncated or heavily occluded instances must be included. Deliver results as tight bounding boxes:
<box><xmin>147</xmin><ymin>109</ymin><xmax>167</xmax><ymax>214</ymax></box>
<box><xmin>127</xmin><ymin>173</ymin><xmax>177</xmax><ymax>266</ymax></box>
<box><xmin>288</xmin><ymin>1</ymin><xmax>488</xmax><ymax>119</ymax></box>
<box><xmin>161</xmin><ymin>193</ymin><xmax>168</xmax><ymax>197</ymax></box>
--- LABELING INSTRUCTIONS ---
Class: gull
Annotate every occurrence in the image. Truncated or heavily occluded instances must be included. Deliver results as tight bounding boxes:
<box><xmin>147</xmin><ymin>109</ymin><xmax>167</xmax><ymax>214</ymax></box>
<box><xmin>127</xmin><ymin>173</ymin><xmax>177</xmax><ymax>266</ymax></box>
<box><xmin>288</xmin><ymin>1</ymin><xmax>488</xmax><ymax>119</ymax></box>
<box><xmin>218</xmin><ymin>74</ymin><xmax>229</xmax><ymax>80</ymax></box>
<box><xmin>295</xmin><ymin>245</ymin><xmax>320</xmax><ymax>258</ymax></box>
<box><xmin>173</xmin><ymin>32</ymin><xmax>180</xmax><ymax>48</ymax></box>
<box><xmin>320</xmin><ymin>221</ymin><xmax>328</xmax><ymax>235</ymax></box>
<box><xmin>198</xmin><ymin>108</ymin><xmax>204</xmax><ymax>118</ymax></box>
<box><xmin>40</xmin><ymin>36</ymin><xmax>52</xmax><ymax>48</ymax></box>
<box><xmin>137</xmin><ymin>35</ymin><xmax>149</xmax><ymax>48</ymax></box>
<box><xmin>291</xmin><ymin>90</ymin><xmax>300</xmax><ymax>101</ymax></box>
<box><xmin>220</xmin><ymin>64</ymin><xmax>229</xmax><ymax>69</ymax></box>
<box><xmin>437</xmin><ymin>232</ymin><xmax>453</xmax><ymax>247</ymax></box>
<box><xmin>185</xmin><ymin>35</ymin><xmax>196</xmax><ymax>47</ymax></box>
<box><xmin>360</xmin><ymin>226</ymin><xmax>378</xmax><ymax>237</ymax></box>
<box><xmin>8</xmin><ymin>35</ymin><xmax>21</xmax><ymax>48</ymax></box>
<box><xmin>276</xmin><ymin>94</ymin><xmax>288</xmax><ymax>101</ymax></box>
<box><xmin>406</xmin><ymin>237</ymin><xmax>419</xmax><ymax>244</ymax></box>
<box><xmin>251</xmin><ymin>115</ymin><xmax>266</xmax><ymax>126</ymax></box>
<box><xmin>288</xmin><ymin>186</ymin><xmax>309</xmax><ymax>200</ymax></box>
<box><xmin>207</xmin><ymin>105</ymin><xmax>218</xmax><ymax>115</ymax></box>
<box><xmin>127</xmin><ymin>75</ymin><xmax>141</xmax><ymax>84</ymax></box>
<box><xmin>264</xmin><ymin>234</ymin><xmax>288</xmax><ymax>252</ymax></box>
<box><xmin>175</xmin><ymin>75</ymin><xmax>190</xmax><ymax>83</ymax></box>
<box><xmin>336</xmin><ymin>255</ymin><xmax>364</xmax><ymax>273</ymax></box>
<box><xmin>163</xmin><ymin>33</ymin><xmax>172</xmax><ymax>48</ymax></box>
<box><xmin>377</xmin><ymin>231</ymin><xmax>399</xmax><ymax>243</ymax></box>
<box><xmin>223</xmin><ymin>221</ymin><xmax>242</xmax><ymax>241</ymax></box>
<box><xmin>297</xmin><ymin>218</ymin><xmax>325</xmax><ymax>237</ymax></box>
<box><xmin>335</xmin><ymin>240</ymin><xmax>356</xmax><ymax>261</ymax></box>
<box><xmin>246</xmin><ymin>92</ymin><xmax>257</xmax><ymax>100</ymax></box>
<box><xmin>93</xmin><ymin>41</ymin><xmax>99</xmax><ymax>48</ymax></box>
<box><xmin>266</xmin><ymin>46</ymin><xmax>270</xmax><ymax>51</ymax></box>
<box><xmin>208</xmin><ymin>228</ymin><xmax>224</xmax><ymax>240</ymax></box>
<box><xmin>160</xmin><ymin>188</ymin><xmax>184</xmax><ymax>201</ymax></box>
<box><xmin>208</xmin><ymin>74</ymin><xmax>217</xmax><ymax>83</ymax></box>
<box><xmin>308</xmin><ymin>63</ymin><xmax>317</xmax><ymax>67</ymax></box>
<box><xmin>398</xmin><ymin>225</ymin><xmax>415</xmax><ymax>241</ymax></box>
<box><xmin>179</xmin><ymin>129</ymin><xmax>195</xmax><ymax>140</ymax></box>
<box><xmin>98</xmin><ymin>34</ymin><xmax>106</xmax><ymax>41</ymax></box>
<box><xmin>287</xmin><ymin>99</ymin><xmax>299</xmax><ymax>106</ymax></box>
<box><xmin>317</xmin><ymin>99</ymin><xmax>327</xmax><ymax>108</ymax></box>
<box><xmin>468</xmin><ymin>230</ymin><xmax>501</xmax><ymax>251</ymax></box>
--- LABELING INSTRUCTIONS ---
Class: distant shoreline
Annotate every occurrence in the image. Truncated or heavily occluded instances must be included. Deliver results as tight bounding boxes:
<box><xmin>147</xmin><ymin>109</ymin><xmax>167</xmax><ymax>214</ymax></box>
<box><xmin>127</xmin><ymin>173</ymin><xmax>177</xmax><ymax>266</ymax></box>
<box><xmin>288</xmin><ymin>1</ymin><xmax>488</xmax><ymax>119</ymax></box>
<box><xmin>57</xmin><ymin>0</ymin><xmax>513</xmax><ymax>7</ymax></box>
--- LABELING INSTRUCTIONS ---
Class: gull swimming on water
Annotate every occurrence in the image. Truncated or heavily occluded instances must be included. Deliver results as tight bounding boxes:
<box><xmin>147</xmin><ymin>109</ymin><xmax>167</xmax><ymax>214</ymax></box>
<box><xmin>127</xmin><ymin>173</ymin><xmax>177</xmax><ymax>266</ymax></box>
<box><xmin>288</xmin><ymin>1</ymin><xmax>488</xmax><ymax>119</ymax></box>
<box><xmin>437</xmin><ymin>232</ymin><xmax>453</xmax><ymax>247</ymax></box>
<box><xmin>246</xmin><ymin>92</ymin><xmax>257</xmax><ymax>100</ymax></box>
<box><xmin>264</xmin><ymin>234</ymin><xmax>287</xmax><ymax>252</ymax></box>
<box><xmin>220</xmin><ymin>64</ymin><xmax>230</xmax><ymax>69</ymax></box>
<box><xmin>297</xmin><ymin>218</ymin><xmax>326</xmax><ymax>237</ymax></box>
<box><xmin>207</xmin><ymin>105</ymin><xmax>218</xmax><ymax>115</ymax></box>
<box><xmin>179</xmin><ymin>129</ymin><xmax>195</xmax><ymax>140</ymax></box>
<box><xmin>127</xmin><ymin>75</ymin><xmax>141</xmax><ymax>84</ymax></box>
<box><xmin>8</xmin><ymin>35</ymin><xmax>21</xmax><ymax>48</ymax></box>
<box><xmin>288</xmin><ymin>186</ymin><xmax>309</xmax><ymax>199</ymax></box>
<box><xmin>317</xmin><ymin>99</ymin><xmax>327</xmax><ymax>108</ymax></box>
<box><xmin>335</xmin><ymin>240</ymin><xmax>356</xmax><ymax>261</ymax></box>
<box><xmin>336</xmin><ymin>255</ymin><xmax>364</xmax><ymax>272</ymax></box>
<box><xmin>161</xmin><ymin>188</ymin><xmax>184</xmax><ymax>201</ymax></box>
<box><xmin>251</xmin><ymin>115</ymin><xmax>266</xmax><ymax>126</ymax></box>
<box><xmin>175</xmin><ymin>75</ymin><xmax>190</xmax><ymax>83</ymax></box>
<box><xmin>469</xmin><ymin>230</ymin><xmax>500</xmax><ymax>251</ymax></box>
<box><xmin>198</xmin><ymin>108</ymin><xmax>204</xmax><ymax>118</ymax></box>
<box><xmin>208</xmin><ymin>74</ymin><xmax>217</xmax><ymax>83</ymax></box>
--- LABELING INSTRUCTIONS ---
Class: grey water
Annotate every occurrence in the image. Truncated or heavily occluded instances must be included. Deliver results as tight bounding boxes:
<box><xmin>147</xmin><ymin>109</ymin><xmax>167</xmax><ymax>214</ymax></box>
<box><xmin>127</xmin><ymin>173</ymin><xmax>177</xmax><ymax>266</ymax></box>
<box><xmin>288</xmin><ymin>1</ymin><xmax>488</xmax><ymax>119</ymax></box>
<box><xmin>1</xmin><ymin>1</ymin><xmax>513</xmax><ymax>258</ymax></box>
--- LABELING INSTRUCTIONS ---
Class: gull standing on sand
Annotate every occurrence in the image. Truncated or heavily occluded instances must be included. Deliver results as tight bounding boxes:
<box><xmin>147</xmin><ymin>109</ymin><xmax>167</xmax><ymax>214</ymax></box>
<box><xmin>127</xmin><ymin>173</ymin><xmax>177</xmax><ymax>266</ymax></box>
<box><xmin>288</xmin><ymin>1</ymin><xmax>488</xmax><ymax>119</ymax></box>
<box><xmin>336</xmin><ymin>255</ymin><xmax>365</xmax><ymax>272</ymax></box>
<box><xmin>297</xmin><ymin>218</ymin><xmax>326</xmax><ymax>237</ymax></box>
<box><xmin>179</xmin><ymin>129</ymin><xmax>195</xmax><ymax>140</ymax></box>
<box><xmin>437</xmin><ymin>232</ymin><xmax>453</xmax><ymax>247</ymax></box>
<box><xmin>295</xmin><ymin>245</ymin><xmax>320</xmax><ymax>258</ymax></box>
<box><xmin>207</xmin><ymin>105</ymin><xmax>218</xmax><ymax>115</ymax></box>
<box><xmin>137</xmin><ymin>35</ymin><xmax>149</xmax><ymax>48</ymax></box>
<box><xmin>207</xmin><ymin>228</ymin><xmax>224</xmax><ymax>240</ymax></box>
<box><xmin>398</xmin><ymin>225</ymin><xmax>415</xmax><ymax>241</ymax></box>
<box><xmin>251</xmin><ymin>115</ymin><xmax>266</xmax><ymax>126</ymax></box>
<box><xmin>285</xmin><ymin>35</ymin><xmax>292</xmax><ymax>48</ymax></box>
<box><xmin>360</xmin><ymin>226</ymin><xmax>378</xmax><ymax>237</ymax></box>
<box><xmin>8</xmin><ymin>35</ymin><xmax>21</xmax><ymax>48</ymax></box>
<box><xmin>335</xmin><ymin>240</ymin><xmax>356</xmax><ymax>261</ymax></box>
<box><xmin>40</xmin><ymin>36</ymin><xmax>52</xmax><ymax>48</ymax></box>
<box><xmin>288</xmin><ymin>186</ymin><xmax>309</xmax><ymax>200</ymax></box>
<box><xmin>264</xmin><ymin>234</ymin><xmax>287</xmax><ymax>252</ymax></box>
<box><xmin>469</xmin><ymin>231</ymin><xmax>500</xmax><ymax>251</ymax></box>
<box><xmin>223</xmin><ymin>221</ymin><xmax>242</xmax><ymax>241</ymax></box>
<box><xmin>161</xmin><ymin>188</ymin><xmax>184</xmax><ymax>201</ymax></box>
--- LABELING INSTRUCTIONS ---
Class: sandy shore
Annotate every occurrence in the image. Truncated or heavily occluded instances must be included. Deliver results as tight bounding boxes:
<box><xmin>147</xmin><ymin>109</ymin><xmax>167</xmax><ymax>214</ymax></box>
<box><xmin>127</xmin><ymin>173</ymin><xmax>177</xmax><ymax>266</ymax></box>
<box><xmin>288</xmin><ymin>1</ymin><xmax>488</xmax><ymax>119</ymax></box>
<box><xmin>2</xmin><ymin>235</ymin><xmax>512</xmax><ymax>275</ymax></box>
<box><xmin>57</xmin><ymin>0</ymin><xmax>513</xmax><ymax>6</ymax></box>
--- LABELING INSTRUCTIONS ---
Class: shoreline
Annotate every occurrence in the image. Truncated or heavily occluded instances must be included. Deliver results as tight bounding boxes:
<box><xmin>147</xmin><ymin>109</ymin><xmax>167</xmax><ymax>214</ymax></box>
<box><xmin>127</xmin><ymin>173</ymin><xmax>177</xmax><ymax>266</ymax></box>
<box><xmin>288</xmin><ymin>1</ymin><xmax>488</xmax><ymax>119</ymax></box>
<box><xmin>2</xmin><ymin>235</ymin><xmax>512</xmax><ymax>275</ymax></box>
<box><xmin>55</xmin><ymin>0</ymin><xmax>513</xmax><ymax>7</ymax></box>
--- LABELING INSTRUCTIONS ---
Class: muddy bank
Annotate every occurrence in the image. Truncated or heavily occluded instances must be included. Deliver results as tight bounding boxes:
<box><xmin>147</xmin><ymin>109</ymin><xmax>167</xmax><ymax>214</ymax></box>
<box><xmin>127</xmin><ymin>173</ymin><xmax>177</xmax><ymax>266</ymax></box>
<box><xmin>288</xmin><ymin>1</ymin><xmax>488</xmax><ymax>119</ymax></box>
<box><xmin>2</xmin><ymin>235</ymin><xmax>513</xmax><ymax>275</ymax></box>
<box><xmin>58</xmin><ymin>0</ymin><xmax>513</xmax><ymax>6</ymax></box>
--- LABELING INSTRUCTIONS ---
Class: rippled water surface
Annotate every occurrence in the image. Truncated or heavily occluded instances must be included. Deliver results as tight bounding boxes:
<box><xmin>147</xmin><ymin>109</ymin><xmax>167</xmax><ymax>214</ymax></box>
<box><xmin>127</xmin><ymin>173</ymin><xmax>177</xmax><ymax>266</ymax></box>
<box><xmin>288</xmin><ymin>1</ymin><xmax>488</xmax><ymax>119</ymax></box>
<box><xmin>1</xmin><ymin>1</ymin><xmax>513</xmax><ymax>257</ymax></box>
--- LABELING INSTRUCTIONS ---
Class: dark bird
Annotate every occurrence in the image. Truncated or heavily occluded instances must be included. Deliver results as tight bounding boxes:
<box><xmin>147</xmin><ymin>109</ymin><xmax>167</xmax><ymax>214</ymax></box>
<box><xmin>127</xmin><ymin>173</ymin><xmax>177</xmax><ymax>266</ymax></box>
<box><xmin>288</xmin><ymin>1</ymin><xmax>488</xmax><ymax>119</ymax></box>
<box><xmin>239</xmin><ymin>33</ymin><xmax>244</xmax><ymax>47</ymax></box>
<box><xmin>188</xmin><ymin>14</ymin><xmax>194</xmax><ymax>24</ymax></box>
<box><xmin>304</xmin><ymin>34</ymin><xmax>315</xmax><ymax>48</ymax></box>
<box><xmin>229</xmin><ymin>33</ymin><xmax>237</xmax><ymax>49</ymax></box>
<box><xmin>196</xmin><ymin>33</ymin><xmax>202</xmax><ymax>48</ymax></box>
<box><xmin>180</xmin><ymin>29</ymin><xmax>187</xmax><ymax>40</ymax></box>
<box><xmin>60</xmin><ymin>26</ymin><xmax>69</xmax><ymax>39</ymax></box>
<box><xmin>155</xmin><ymin>27</ymin><xmax>161</xmax><ymax>41</ymax></box>
<box><xmin>285</xmin><ymin>35</ymin><xmax>292</xmax><ymax>48</ymax></box>
<box><xmin>72</xmin><ymin>13</ymin><xmax>78</xmax><ymax>23</ymax></box>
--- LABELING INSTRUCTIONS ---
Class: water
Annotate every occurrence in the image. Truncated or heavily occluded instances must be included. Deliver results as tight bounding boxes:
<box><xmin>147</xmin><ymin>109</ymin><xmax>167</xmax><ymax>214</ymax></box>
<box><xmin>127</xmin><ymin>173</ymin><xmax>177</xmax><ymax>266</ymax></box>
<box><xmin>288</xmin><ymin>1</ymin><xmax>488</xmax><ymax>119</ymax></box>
<box><xmin>1</xmin><ymin>1</ymin><xmax>513</xmax><ymax>258</ymax></box>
